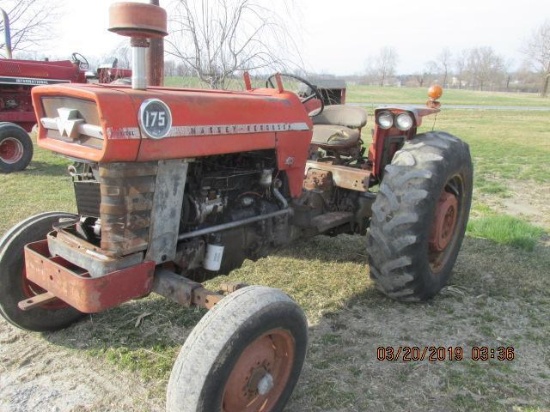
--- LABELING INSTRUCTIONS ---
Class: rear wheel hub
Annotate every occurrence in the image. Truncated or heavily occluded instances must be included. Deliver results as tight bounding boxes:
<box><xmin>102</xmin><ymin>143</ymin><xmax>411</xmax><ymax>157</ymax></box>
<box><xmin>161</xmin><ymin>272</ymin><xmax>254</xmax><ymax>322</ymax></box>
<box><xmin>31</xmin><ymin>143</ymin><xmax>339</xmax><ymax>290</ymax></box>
<box><xmin>223</xmin><ymin>330</ymin><xmax>294</xmax><ymax>412</ymax></box>
<box><xmin>430</xmin><ymin>191</ymin><xmax>458</xmax><ymax>253</ymax></box>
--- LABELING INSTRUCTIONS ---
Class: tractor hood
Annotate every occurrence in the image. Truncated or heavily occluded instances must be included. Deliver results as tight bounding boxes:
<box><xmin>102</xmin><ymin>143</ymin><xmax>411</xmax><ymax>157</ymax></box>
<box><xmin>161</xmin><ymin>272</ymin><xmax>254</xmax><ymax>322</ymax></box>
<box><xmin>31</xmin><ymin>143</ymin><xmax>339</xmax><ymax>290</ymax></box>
<box><xmin>31</xmin><ymin>83</ymin><xmax>313</xmax><ymax>164</ymax></box>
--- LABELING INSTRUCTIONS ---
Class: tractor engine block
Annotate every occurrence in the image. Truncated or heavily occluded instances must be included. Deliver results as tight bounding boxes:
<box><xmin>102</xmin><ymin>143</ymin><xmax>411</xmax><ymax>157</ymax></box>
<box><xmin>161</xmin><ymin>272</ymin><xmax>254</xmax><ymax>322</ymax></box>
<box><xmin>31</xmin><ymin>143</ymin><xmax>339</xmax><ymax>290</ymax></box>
<box><xmin>69</xmin><ymin>150</ymin><xmax>291</xmax><ymax>279</ymax></box>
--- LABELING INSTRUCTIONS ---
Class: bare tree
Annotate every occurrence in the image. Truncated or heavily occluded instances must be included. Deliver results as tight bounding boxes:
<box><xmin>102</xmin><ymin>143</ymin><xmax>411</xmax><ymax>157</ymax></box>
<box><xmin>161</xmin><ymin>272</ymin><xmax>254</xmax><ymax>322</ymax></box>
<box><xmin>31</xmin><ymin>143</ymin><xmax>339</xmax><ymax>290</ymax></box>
<box><xmin>453</xmin><ymin>49</ymin><xmax>469</xmax><ymax>89</ymax></box>
<box><xmin>463</xmin><ymin>47</ymin><xmax>506</xmax><ymax>91</ymax></box>
<box><xmin>413</xmin><ymin>72</ymin><xmax>426</xmax><ymax>87</ymax></box>
<box><xmin>166</xmin><ymin>0</ymin><xmax>302</xmax><ymax>89</ymax></box>
<box><xmin>105</xmin><ymin>42</ymin><xmax>132</xmax><ymax>69</ymax></box>
<box><xmin>427</xmin><ymin>48</ymin><xmax>453</xmax><ymax>87</ymax></box>
<box><xmin>522</xmin><ymin>20</ymin><xmax>550</xmax><ymax>97</ymax></box>
<box><xmin>0</xmin><ymin>0</ymin><xmax>61</xmax><ymax>56</ymax></box>
<box><xmin>164</xmin><ymin>59</ymin><xmax>177</xmax><ymax>77</ymax></box>
<box><xmin>366</xmin><ymin>47</ymin><xmax>399</xmax><ymax>86</ymax></box>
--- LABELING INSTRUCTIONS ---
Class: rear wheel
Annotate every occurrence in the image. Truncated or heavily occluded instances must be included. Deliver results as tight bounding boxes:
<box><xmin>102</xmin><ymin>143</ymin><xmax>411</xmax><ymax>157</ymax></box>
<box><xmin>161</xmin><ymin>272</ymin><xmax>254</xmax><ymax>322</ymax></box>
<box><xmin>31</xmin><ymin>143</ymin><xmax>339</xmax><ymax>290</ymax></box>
<box><xmin>0</xmin><ymin>123</ymin><xmax>33</xmax><ymax>173</ymax></box>
<box><xmin>0</xmin><ymin>212</ymin><xmax>84</xmax><ymax>331</ymax></box>
<box><xmin>367</xmin><ymin>132</ymin><xmax>473</xmax><ymax>301</ymax></box>
<box><xmin>166</xmin><ymin>285</ymin><xmax>308</xmax><ymax>412</ymax></box>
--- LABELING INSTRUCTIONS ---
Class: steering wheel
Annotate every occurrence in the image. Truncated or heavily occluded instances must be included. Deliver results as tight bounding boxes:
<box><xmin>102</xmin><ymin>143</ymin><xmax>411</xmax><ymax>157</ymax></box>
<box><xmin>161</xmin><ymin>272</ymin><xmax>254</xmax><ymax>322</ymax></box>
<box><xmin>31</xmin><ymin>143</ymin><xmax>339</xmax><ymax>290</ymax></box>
<box><xmin>265</xmin><ymin>73</ymin><xmax>325</xmax><ymax>117</ymax></box>
<box><xmin>71</xmin><ymin>52</ymin><xmax>89</xmax><ymax>71</ymax></box>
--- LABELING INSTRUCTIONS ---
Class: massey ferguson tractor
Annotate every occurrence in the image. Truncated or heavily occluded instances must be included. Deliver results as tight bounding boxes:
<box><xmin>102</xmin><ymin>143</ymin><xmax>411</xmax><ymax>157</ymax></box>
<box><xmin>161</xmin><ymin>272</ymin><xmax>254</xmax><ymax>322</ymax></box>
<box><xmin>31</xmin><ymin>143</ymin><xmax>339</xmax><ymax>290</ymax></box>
<box><xmin>0</xmin><ymin>2</ymin><xmax>473</xmax><ymax>411</ymax></box>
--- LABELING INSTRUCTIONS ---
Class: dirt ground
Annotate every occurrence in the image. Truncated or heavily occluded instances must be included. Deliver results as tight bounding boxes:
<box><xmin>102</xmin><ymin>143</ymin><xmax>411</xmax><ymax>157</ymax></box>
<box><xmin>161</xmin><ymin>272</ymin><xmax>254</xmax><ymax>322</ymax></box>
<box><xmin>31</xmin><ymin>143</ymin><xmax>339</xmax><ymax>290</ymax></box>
<box><xmin>0</xmin><ymin>319</ymin><xmax>164</xmax><ymax>411</ymax></box>
<box><xmin>480</xmin><ymin>180</ymin><xmax>550</xmax><ymax>232</ymax></box>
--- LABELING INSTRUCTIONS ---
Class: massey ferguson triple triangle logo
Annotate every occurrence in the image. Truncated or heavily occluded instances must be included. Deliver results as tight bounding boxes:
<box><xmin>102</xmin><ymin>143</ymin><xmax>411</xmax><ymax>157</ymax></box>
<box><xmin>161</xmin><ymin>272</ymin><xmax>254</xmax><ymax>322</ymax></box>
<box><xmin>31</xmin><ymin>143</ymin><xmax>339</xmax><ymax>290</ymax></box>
<box><xmin>56</xmin><ymin>108</ymin><xmax>84</xmax><ymax>139</ymax></box>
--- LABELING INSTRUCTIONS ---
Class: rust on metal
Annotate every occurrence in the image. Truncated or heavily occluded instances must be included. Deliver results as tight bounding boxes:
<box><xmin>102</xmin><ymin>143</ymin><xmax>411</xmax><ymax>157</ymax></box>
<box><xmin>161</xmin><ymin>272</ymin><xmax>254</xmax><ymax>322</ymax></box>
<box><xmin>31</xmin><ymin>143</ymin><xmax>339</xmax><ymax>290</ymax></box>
<box><xmin>243</xmin><ymin>72</ymin><xmax>252</xmax><ymax>91</ymax></box>
<box><xmin>191</xmin><ymin>287</ymin><xmax>223</xmax><ymax>310</ymax></box>
<box><xmin>429</xmin><ymin>191</ymin><xmax>458</xmax><ymax>252</ymax></box>
<box><xmin>222</xmin><ymin>330</ymin><xmax>295</xmax><ymax>411</ymax></box>
<box><xmin>147</xmin><ymin>0</ymin><xmax>164</xmax><ymax>86</ymax></box>
<box><xmin>174</xmin><ymin>238</ymin><xmax>205</xmax><ymax>271</ymax></box>
<box><xmin>152</xmin><ymin>269</ymin><xmax>223</xmax><ymax>310</ymax></box>
<box><xmin>17</xmin><ymin>291</ymin><xmax>57</xmax><ymax>311</ymax></box>
<box><xmin>108</xmin><ymin>2</ymin><xmax>168</xmax><ymax>39</ymax></box>
<box><xmin>47</xmin><ymin>230</ymin><xmax>144</xmax><ymax>278</ymax></box>
<box><xmin>152</xmin><ymin>269</ymin><xmax>194</xmax><ymax>306</ymax></box>
<box><xmin>99</xmin><ymin>162</ymin><xmax>157</xmax><ymax>256</ymax></box>
<box><xmin>218</xmin><ymin>282</ymin><xmax>249</xmax><ymax>294</ymax></box>
<box><xmin>23</xmin><ymin>240</ymin><xmax>155</xmax><ymax>313</ymax></box>
<box><xmin>305</xmin><ymin>160</ymin><xmax>371</xmax><ymax>192</ymax></box>
<box><xmin>303</xmin><ymin>168</ymin><xmax>333</xmax><ymax>191</ymax></box>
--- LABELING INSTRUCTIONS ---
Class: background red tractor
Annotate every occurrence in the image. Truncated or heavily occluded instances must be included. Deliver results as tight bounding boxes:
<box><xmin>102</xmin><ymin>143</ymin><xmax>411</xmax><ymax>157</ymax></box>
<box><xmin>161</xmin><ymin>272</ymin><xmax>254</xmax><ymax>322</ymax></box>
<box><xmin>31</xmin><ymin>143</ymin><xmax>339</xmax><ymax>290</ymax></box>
<box><xmin>0</xmin><ymin>52</ymin><xmax>89</xmax><ymax>172</ymax></box>
<box><xmin>0</xmin><ymin>9</ymin><xmax>131</xmax><ymax>173</ymax></box>
<box><xmin>0</xmin><ymin>2</ymin><xmax>472</xmax><ymax>411</ymax></box>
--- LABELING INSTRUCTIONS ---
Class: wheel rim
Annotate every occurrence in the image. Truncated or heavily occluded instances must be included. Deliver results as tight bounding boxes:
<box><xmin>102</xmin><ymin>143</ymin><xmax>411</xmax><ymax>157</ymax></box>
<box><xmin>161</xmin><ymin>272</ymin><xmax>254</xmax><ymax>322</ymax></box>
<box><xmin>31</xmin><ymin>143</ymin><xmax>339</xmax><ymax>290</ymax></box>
<box><xmin>429</xmin><ymin>176</ymin><xmax>463</xmax><ymax>273</ymax></box>
<box><xmin>222</xmin><ymin>329</ymin><xmax>295</xmax><ymax>412</ymax></box>
<box><xmin>0</xmin><ymin>137</ymin><xmax>24</xmax><ymax>164</ymax></box>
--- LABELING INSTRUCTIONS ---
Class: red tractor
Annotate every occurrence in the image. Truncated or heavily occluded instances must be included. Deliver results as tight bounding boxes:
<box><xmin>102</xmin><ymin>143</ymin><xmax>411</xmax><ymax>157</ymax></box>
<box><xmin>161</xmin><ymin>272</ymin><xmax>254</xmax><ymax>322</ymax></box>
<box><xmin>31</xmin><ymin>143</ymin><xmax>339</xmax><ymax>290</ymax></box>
<box><xmin>0</xmin><ymin>53</ymin><xmax>91</xmax><ymax>172</ymax></box>
<box><xmin>0</xmin><ymin>3</ymin><xmax>473</xmax><ymax>411</ymax></box>
<box><xmin>0</xmin><ymin>10</ymin><xmax>131</xmax><ymax>173</ymax></box>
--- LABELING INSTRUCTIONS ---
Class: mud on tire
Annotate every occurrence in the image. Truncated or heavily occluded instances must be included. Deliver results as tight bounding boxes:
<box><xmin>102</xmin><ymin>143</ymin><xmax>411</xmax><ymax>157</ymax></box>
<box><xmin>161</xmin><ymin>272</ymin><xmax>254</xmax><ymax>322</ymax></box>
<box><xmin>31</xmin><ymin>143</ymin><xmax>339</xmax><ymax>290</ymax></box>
<box><xmin>367</xmin><ymin>131</ymin><xmax>473</xmax><ymax>301</ymax></box>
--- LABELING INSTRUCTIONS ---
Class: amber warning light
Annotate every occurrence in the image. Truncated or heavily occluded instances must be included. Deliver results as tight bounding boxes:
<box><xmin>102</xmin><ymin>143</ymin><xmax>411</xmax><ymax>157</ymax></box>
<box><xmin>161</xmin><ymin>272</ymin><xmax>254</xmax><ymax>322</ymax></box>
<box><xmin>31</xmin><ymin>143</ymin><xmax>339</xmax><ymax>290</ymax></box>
<box><xmin>427</xmin><ymin>84</ymin><xmax>443</xmax><ymax>109</ymax></box>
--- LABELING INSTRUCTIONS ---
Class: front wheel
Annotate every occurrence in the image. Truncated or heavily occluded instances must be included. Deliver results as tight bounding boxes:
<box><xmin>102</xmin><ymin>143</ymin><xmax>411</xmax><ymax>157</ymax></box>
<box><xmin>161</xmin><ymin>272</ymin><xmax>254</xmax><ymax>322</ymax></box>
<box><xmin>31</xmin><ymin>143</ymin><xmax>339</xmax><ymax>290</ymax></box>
<box><xmin>166</xmin><ymin>285</ymin><xmax>308</xmax><ymax>412</ymax></box>
<box><xmin>0</xmin><ymin>123</ymin><xmax>33</xmax><ymax>173</ymax></box>
<box><xmin>367</xmin><ymin>131</ymin><xmax>473</xmax><ymax>301</ymax></box>
<box><xmin>0</xmin><ymin>212</ymin><xmax>85</xmax><ymax>331</ymax></box>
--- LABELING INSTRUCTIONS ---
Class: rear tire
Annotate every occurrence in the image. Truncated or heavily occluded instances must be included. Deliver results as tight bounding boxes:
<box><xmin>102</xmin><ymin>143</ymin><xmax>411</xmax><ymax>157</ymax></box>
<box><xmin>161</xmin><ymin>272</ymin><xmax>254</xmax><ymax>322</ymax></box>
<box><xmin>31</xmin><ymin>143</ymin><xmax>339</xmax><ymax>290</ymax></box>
<box><xmin>367</xmin><ymin>132</ymin><xmax>473</xmax><ymax>301</ymax></box>
<box><xmin>0</xmin><ymin>212</ymin><xmax>85</xmax><ymax>331</ymax></box>
<box><xmin>166</xmin><ymin>286</ymin><xmax>308</xmax><ymax>412</ymax></box>
<box><xmin>0</xmin><ymin>123</ymin><xmax>33</xmax><ymax>173</ymax></box>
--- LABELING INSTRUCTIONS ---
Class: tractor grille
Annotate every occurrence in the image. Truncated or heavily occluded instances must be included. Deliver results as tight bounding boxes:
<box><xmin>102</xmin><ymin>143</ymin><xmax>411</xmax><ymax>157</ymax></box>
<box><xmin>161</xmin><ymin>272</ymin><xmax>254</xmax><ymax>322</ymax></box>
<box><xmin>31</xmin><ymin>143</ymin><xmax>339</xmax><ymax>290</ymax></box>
<box><xmin>40</xmin><ymin>97</ymin><xmax>103</xmax><ymax>150</ymax></box>
<box><xmin>99</xmin><ymin>162</ymin><xmax>158</xmax><ymax>257</ymax></box>
<box><xmin>74</xmin><ymin>180</ymin><xmax>101</xmax><ymax>217</ymax></box>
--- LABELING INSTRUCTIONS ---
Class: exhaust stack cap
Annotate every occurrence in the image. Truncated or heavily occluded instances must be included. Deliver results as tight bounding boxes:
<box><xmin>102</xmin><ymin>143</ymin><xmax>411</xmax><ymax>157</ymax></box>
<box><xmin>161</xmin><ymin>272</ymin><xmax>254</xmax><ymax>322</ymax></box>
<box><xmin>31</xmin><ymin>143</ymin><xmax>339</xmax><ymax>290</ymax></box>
<box><xmin>108</xmin><ymin>2</ymin><xmax>167</xmax><ymax>90</ymax></box>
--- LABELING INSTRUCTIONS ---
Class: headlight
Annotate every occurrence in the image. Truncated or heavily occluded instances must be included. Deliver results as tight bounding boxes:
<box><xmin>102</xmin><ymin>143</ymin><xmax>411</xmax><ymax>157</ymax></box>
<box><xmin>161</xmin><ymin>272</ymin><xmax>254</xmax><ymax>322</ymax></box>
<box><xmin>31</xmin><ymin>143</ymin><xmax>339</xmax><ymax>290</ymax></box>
<box><xmin>396</xmin><ymin>112</ymin><xmax>414</xmax><ymax>131</ymax></box>
<box><xmin>377</xmin><ymin>111</ymin><xmax>393</xmax><ymax>129</ymax></box>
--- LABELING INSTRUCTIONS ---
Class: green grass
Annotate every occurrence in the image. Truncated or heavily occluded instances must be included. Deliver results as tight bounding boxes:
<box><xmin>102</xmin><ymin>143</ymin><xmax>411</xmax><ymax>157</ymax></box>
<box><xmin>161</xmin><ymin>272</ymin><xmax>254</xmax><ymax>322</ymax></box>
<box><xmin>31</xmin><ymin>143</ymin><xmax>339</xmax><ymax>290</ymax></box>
<box><xmin>417</xmin><ymin>110</ymin><xmax>550</xmax><ymax>184</ymax></box>
<box><xmin>163</xmin><ymin>76</ymin><xmax>550</xmax><ymax>107</ymax></box>
<box><xmin>1</xmin><ymin>85</ymin><xmax>550</xmax><ymax>411</ymax></box>
<box><xmin>347</xmin><ymin>85</ymin><xmax>550</xmax><ymax>107</ymax></box>
<box><xmin>468</xmin><ymin>215</ymin><xmax>545</xmax><ymax>252</ymax></box>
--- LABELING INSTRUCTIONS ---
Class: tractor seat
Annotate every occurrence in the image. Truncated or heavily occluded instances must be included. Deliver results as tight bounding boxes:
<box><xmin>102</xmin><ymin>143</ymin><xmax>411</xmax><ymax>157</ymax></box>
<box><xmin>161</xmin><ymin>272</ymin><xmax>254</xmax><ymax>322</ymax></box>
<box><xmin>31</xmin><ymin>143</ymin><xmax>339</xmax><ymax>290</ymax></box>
<box><xmin>311</xmin><ymin>105</ymin><xmax>367</xmax><ymax>149</ymax></box>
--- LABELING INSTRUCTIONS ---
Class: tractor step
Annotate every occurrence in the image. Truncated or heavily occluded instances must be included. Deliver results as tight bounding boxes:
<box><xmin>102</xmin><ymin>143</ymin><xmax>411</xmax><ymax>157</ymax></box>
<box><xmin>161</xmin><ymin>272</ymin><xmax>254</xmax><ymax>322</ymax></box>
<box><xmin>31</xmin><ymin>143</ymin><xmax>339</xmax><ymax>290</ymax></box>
<box><xmin>310</xmin><ymin>211</ymin><xmax>354</xmax><ymax>233</ymax></box>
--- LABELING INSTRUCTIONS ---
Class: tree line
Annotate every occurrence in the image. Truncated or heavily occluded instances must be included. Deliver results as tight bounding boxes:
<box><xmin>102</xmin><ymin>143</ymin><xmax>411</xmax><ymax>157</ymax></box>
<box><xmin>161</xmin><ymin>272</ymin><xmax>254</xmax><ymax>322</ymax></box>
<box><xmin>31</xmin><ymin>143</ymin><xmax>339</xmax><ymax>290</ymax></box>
<box><xmin>362</xmin><ymin>36</ymin><xmax>549</xmax><ymax>96</ymax></box>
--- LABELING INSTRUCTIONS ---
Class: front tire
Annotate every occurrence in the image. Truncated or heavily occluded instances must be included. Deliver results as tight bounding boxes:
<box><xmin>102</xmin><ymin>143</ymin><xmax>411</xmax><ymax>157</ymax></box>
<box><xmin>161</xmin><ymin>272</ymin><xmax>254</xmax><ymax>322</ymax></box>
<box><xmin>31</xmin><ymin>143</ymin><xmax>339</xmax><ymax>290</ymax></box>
<box><xmin>367</xmin><ymin>132</ymin><xmax>473</xmax><ymax>301</ymax></box>
<box><xmin>0</xmin><ymin>123</ymin><xmax>33</xmax><ymax>173</ymax></box>
<box><xmin>0</xmin><ymin>212</ymin><xmax>85</xmax><ymax>331</ymax></box>
<box><xmin>166</xmin><ymin>285</ymin><xmax>308</xmax><ymax>412</ymax></box>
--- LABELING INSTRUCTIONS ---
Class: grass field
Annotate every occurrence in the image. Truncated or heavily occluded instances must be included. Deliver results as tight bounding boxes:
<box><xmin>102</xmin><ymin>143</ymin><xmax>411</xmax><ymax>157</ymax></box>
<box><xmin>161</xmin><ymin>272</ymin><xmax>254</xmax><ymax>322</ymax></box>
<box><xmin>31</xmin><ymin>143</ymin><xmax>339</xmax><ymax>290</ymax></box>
<box><xmin>163</xmin><ymin>76</ymin><xmax>550</xmax><ymax>108</ymax></box>
<box><xmin>347</xmin><ymin>85</ymin><xmax>550</xmax><ymax>107</ymax></box>
<box><xmin>1</xmin><ymin>86</ymin><xmax>549</xmax><ymax>411</ymax></box>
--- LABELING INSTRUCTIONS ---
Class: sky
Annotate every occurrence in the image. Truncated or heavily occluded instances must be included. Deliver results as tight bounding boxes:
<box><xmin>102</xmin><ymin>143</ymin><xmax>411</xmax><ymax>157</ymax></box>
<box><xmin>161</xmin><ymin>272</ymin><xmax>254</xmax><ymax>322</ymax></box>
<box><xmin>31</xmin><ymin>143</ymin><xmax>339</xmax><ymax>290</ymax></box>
<box><xmin>44</xmin><ymin>0</ymin><xmax>550</xmax><ymax>76</ymax></box>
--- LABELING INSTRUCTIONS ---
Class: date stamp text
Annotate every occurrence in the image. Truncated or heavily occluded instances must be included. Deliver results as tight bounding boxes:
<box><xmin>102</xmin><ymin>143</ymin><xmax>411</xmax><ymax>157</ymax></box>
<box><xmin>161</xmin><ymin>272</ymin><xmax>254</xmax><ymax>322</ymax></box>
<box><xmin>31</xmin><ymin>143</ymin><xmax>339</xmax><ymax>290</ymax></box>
<box><xmin>376</xmin><ymin>346</ymin><xmax>515</xmax><ymax>362</ymax></box>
